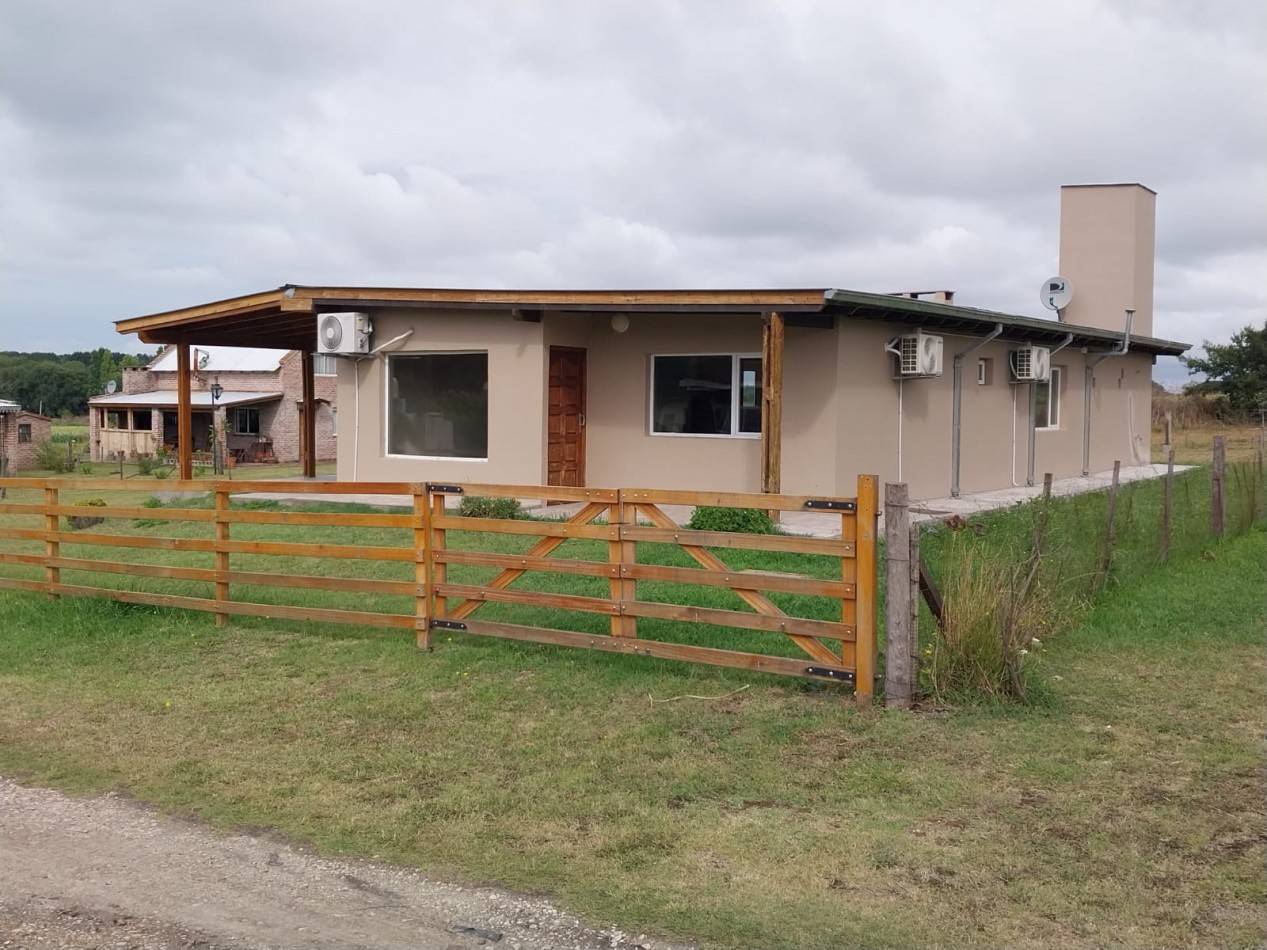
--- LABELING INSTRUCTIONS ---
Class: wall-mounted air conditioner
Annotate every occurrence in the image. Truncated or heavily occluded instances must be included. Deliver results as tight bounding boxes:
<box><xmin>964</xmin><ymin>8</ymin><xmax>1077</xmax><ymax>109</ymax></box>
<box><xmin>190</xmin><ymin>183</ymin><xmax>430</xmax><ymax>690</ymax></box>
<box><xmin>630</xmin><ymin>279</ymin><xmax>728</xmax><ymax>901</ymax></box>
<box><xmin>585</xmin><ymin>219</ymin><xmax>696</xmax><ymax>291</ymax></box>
<box><xmin>896</xmin><ymin>332</ymin><xmax>944</xmax><ymax>377</ymax></box>
<box><xmin>316</xmin><ymin>312</ymin><xmax>372</xmax><ymax>355</ymax></box>
<box><xmin>1011</xmin><ymin>345</ymin><xmax>1051</xmax><ymax>382</ymax></box>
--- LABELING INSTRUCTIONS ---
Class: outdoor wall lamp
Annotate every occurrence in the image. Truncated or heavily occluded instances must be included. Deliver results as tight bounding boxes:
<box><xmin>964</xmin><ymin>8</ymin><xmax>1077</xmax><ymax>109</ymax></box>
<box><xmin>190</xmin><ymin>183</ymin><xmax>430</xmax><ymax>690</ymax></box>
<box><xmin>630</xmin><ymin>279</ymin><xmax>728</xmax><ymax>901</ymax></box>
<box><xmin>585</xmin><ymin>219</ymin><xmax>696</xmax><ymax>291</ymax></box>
<box><xmin>610</xmin><ymin>313</ymin><xmax>630</xmax><ymax>333</ymax></box>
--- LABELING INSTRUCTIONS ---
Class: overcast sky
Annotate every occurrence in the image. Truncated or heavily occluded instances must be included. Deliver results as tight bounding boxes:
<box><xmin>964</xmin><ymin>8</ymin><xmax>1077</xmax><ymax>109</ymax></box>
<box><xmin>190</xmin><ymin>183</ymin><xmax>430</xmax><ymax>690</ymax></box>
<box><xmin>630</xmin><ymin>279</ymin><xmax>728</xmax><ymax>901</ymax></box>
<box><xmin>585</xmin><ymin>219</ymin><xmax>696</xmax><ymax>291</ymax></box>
<box><xmin>2</xmin><ymin>1</ymin><xmax>1263</xmax><ymax>385</ymax></box>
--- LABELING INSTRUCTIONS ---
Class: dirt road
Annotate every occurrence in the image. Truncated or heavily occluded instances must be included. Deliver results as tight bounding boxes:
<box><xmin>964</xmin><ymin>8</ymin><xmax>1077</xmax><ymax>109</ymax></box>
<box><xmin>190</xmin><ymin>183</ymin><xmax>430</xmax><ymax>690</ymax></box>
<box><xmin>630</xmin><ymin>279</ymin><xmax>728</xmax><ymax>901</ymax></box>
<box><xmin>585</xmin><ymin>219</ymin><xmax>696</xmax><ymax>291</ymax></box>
<box><xmin>0</xmin><ymin>777</ymin><xmax>687</xmax><ymax>950</ymax></box>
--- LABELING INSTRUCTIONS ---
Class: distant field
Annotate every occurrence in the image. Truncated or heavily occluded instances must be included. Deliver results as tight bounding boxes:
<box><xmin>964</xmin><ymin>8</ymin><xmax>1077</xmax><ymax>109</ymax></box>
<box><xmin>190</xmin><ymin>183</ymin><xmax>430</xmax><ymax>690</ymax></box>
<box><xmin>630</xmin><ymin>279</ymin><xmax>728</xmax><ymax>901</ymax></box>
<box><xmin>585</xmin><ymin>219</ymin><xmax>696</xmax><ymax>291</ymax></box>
<box><xmin>1153</xmin><ymin>423</ymin><xmax>1264</xmax><ymax>465</ymax></box>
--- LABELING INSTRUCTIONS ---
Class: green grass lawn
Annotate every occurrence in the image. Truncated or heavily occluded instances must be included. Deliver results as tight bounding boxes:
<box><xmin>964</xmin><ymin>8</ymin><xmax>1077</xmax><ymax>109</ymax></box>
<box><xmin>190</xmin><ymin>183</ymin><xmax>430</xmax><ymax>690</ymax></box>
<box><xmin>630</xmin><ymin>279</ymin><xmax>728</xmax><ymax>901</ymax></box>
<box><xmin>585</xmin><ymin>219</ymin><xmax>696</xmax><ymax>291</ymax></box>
<box><xmin>0</xmin><ymin>514</ymin><xmax>1262</xmax><ymax>948</ymax></box>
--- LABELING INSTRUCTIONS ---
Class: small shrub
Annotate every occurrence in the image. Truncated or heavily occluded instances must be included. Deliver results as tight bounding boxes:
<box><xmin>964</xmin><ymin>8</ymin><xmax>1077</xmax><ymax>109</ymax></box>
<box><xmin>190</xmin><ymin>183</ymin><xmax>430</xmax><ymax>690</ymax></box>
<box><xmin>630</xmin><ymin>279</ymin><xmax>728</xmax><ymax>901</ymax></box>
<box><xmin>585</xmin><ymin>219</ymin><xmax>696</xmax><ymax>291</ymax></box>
<box><xmin>152</xmin><ymin>466</ymin><xmax>170</xmax><ymax>480</ymax></box>
<box><xmin>686</xmin><ymin>506</ymin><xmax>776</xmax><ymax>534</ymax></box>
<box><xmin>136</xmin><ymin>455</ymin><xmax>158</xmax><ymax>475</ymax></box>
<box><xmin>459</xmin><ymin>496</ymin><xmax>524</xmax><ymax>520</ymax></box>
<box><xmin>78</xmin><ymin>462</ymin><xmax>93</xmax><ymax>475</ymax></box>
<box><xmin>65</xmin><ymin>498</ymin><xmax>107</xmax><ymax>530</ymax></box>
<box><xmin>34</xmin><ymin>440</ymin><xmax>71</xmax><ymax>473</ymax></box>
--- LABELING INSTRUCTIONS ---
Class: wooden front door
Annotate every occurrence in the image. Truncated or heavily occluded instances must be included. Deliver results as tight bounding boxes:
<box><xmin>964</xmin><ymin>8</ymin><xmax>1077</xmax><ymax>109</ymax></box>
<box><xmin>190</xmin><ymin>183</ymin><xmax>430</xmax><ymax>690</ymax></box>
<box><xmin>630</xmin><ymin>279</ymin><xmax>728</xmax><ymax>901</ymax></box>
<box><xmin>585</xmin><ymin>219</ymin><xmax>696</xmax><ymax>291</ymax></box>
<box><xmin>547</xmin><ymin>347</ymin><xmax>586</xmax><ymax>487</ymax></box>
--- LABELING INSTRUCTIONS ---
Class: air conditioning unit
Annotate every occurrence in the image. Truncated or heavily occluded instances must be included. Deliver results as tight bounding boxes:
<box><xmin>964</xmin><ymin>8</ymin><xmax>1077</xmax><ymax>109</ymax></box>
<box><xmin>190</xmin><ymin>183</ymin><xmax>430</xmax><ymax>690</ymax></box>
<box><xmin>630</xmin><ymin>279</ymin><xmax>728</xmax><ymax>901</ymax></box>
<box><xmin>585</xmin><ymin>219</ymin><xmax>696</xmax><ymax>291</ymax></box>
<box><xmin>897</xmin><ymin>332</ymin><xmax>944</xmax><ymax>377</ymax></box>
<box><xmin>316</xmin><ymin>312</ymin><xmax>372</xmax><ymax>355</ymax></box>
<box><xmin>1011</xmin><ymin>345</ymin><xmax>1051</xmax><ymax>382</ymax></box>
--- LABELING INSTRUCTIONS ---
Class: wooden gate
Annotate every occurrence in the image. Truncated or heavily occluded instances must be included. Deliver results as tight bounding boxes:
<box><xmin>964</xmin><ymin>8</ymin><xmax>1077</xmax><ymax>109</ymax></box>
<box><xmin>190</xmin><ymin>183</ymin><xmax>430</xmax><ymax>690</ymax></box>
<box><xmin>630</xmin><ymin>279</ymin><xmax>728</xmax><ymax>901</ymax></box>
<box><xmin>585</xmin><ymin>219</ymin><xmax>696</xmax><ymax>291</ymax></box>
<box><xmin>425</xmin><ymin>477</ymin><xmax>878</xmax><ymax>700</ymax></box>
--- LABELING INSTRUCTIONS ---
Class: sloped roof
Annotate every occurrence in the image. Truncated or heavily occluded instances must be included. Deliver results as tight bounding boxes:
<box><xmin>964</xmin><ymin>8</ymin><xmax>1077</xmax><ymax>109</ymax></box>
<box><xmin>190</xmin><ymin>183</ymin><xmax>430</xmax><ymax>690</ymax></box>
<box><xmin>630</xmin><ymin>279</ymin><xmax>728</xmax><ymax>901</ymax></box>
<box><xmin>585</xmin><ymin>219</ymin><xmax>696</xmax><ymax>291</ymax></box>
<box><xmin>148</xmin><ymin>345</ymin><xmax>288</xmax><ymax>373</ymax></box>
<box><xmin>0</xmin><ymin>399</ymin><xmax>19</xmax><ymax>413</ymax></box>
<box><xmin>113</xmin><ymin>284</ymin><xmax>1190</xmax><ymax>357</ymax></box>
<box><xmin>88</xmin><ymin>391</ymin><xmax>283</xmax><ymax>409</ymax></box>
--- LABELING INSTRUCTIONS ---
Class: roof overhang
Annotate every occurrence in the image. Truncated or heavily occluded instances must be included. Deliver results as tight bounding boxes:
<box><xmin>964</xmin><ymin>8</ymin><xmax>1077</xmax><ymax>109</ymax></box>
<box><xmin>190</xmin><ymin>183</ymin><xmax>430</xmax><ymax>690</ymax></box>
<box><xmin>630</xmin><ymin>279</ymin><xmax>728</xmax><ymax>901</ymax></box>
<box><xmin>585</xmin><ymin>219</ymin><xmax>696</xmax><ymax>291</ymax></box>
<box><xmin>88</xmin><ymin>391</ymin><xmax>284</xmax><ymax>409</ymax></box>
<box><xmin>823</xmin><ymin>289</ymin><xmax>1190</xmax><ymax>357</ymax></box>
<box><xmin>111</xmin><ymin>283</ymin><xmax>1190</xmax><ymax>357</ymax></box>
<box><xmin>114</xmin><ymin>285</ymin><xmax>833</xmax><ymax>348</ymax></box>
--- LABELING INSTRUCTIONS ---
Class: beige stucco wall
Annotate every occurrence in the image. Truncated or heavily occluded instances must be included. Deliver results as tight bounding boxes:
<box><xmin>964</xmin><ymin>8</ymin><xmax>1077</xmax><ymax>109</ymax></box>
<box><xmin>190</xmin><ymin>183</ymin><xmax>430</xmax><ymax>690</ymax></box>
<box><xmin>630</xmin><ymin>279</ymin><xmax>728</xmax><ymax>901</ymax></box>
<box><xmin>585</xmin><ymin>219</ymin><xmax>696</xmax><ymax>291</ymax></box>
<box><xmin>336</xmin><ymin>308</ymin><xmax>548</xmax><ymax>484</ymax></box>
<box><xmin>579</xmin><ymin>312</ymin><xmax>766</xmax><ymax>492</ymax></box>
<box><xmin>337</xmin><ymin>308</ymin><xmax>1155</xmax><ymax>500</ymax></box>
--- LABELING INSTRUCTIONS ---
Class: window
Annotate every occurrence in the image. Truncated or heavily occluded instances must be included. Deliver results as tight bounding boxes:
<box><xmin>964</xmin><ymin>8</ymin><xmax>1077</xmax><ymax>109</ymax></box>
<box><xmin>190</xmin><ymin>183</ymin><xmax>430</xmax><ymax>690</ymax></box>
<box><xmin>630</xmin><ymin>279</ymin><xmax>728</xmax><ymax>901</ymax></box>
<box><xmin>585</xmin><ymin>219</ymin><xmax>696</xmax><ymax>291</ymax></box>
<box><xmin>132</xmin><ymin>409</ymin><xmax>152</xmax><ymax>430</ymax></box>
<box><xmin>233</xmin><ymin>407</ymin><xmax>261</xmax><ymax>436</ymax></box>
<box><xmin>18</xmin><ymin>423</ymin><xmax>31</xmax><ymax>443</ymax></box>
<box><xmin>977</xmin><ymin>358</ymin><xmax>993</xmax><ymax>385</ymax></box>
<box><xmin>651</xmin><ymin>354</ymin><xmax>762</xmax><ymax>437</ymax></box>
<box><xmin>313</xmin><ymin>353</ymin><xmax>338</xmax><ymax>376</ymax></box>
<box><xmin>388</xmin><ymin>352</ymin><xmax>488</xmax><ymax>458</ymax></box>
<box><xmin>1035</xmin><ymin>367</ymin><xmax>1062</xmax><ymax>429</ymax></box>
<box><xmin>106</xmin><ymin>410</ymin><xmax>124</xmax><ymax>430</ymax></box>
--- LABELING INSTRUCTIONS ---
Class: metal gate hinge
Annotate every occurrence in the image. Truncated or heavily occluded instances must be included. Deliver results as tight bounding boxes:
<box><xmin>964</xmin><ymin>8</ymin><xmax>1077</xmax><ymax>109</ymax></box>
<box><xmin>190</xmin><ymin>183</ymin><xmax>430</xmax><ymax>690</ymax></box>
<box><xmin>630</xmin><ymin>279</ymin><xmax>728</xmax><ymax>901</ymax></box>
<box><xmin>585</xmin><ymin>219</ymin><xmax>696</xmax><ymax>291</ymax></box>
<box><xmin>430</xmin><ymin>619</ymin><xmax>468</xmax><ymax>630</ymax></box>
<box><xmin>426</xmin><ymin>484</ymin><xmax>464</xmax><ymax>494</ymax></box>
<box><xmin>804</xmin><ymin>500</ymin><xmax>856</xmax><ymax>511</ymax></box>
<box><xmin>804</xmin><ymin>666</ymin><xmax>855</xmax><ymax>682</ymax></box>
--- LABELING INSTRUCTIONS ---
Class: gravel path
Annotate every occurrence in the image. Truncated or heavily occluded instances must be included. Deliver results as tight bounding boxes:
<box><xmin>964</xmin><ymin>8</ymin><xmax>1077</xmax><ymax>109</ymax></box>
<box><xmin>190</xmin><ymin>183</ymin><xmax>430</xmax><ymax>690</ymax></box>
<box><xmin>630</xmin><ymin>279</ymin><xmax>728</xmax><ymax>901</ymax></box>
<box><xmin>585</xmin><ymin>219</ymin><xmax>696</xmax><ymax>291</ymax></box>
<box><xmin>0</xmin><ymin>777</ymin><xmax>690</xmax><ymax>950</ymax></box>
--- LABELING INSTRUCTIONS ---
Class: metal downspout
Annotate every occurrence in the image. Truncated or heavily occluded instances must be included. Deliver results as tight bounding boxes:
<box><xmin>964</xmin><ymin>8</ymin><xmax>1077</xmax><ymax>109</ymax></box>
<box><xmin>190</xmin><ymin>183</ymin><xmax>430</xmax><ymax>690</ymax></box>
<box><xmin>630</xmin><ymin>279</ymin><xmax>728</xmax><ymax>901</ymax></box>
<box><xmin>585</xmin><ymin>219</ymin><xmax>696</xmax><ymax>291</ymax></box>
<box><xmin>1027</xmin><ymin>333</ymin><xmax>1075</xmax><ymax>486</ymax></box>
<box><xmin>1083</xmin><ymin>311</ymin><xmax>1134</xmax><ymax>476</ymax></box>
<box><xmin>951</xmin><ymin>323</ymin><xmax>1004</xmax><ymax>498</ymax></box>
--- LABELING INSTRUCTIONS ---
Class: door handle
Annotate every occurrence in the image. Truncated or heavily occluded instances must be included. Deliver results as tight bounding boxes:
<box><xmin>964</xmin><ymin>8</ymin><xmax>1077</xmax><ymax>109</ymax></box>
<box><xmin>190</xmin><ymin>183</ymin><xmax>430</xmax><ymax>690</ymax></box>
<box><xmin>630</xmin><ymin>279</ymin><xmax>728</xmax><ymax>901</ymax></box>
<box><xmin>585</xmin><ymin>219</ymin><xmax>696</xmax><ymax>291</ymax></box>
<box><xmin>578</xmin><ymin>413</ymin><xmax>586</xmax><ymax>427</ymax></box>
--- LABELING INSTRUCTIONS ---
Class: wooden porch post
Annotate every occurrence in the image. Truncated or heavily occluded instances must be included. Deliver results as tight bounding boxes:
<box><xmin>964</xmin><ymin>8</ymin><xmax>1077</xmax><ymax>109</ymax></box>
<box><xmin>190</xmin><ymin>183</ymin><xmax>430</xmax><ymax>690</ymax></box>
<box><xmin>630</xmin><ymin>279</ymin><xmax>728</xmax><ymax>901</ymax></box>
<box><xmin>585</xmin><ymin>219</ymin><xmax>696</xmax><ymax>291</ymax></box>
<box><xmin>176</xmin><ymin>342</ymin><xmax>193</xmax><ymax>480</ymax></box>
<box><xmin>760</xmin><ymin>311</ymin><xmax>784</xmax><ymax>495</ymax></box>
<box><xmin>300</xmin><ymin>350</ymin><xmax>316</xmax><ymax>478</ymax></box>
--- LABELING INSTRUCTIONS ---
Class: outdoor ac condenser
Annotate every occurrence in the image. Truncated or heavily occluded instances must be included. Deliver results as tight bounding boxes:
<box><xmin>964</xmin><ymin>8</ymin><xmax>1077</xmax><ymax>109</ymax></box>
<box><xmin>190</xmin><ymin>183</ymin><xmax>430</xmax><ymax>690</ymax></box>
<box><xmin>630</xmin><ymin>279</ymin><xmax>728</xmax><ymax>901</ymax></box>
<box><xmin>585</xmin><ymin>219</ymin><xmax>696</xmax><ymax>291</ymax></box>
<box><xmin>1011</xmin><ymin>345</ymin><xmax>1051</xmax><ymax>382</ymax></box>
<box><xmin>896</xmin><ymin>332</ymin><xmax>944</xmax><ymax>377</ymax></box>
<box><xmin>316</xmin><ymin>312</ymin><xmax>372</xmax><ymax>355</ymax></box>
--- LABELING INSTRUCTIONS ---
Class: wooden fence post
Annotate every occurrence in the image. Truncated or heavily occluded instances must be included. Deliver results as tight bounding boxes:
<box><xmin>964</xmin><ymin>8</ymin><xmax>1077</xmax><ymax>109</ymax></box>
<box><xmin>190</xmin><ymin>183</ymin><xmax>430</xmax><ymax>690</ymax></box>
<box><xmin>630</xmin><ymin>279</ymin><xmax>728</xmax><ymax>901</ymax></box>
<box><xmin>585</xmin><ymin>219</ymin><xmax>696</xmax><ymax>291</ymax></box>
<box><xmin>1211</xmin><ymin>436</ymin><xmax>1225</xmax><ymax>537</ymax></box>
<box><xmin>1095</xmin><ymin>460</ymin><xmax>1121</xmax><ymax>593</ymax></box>
<box><xmin>1161</xmin><ymin>448</ymin><xmax>1174</xmax><ymax>563</ymax></box>
<box><xmin>214</xmin><ymin>483</ymin><xmax>229</xmax><ymax>626</ymax></box>
<box><xmin>415</xmin><ymin>484</ymin><xmax>432</xmax><ymax>650</ymax></box>
<box><xmin>610</xmin><ymin>493</ymin><xmax>637</xmax><ymax>638</ymax></box>
<box><xmin>884</xmin><ymin>483</ymin><xmax>914</xmax><ymax>709</ymax></box>
<box><xmin>44</xmin><ymin>482</ymin><xmax>59</xmax><ymax>599</ymax></box>
<box><xmin>854</xmin><ymin>475</ymin><xmax>879</xmax><ymax>706</ymax></box>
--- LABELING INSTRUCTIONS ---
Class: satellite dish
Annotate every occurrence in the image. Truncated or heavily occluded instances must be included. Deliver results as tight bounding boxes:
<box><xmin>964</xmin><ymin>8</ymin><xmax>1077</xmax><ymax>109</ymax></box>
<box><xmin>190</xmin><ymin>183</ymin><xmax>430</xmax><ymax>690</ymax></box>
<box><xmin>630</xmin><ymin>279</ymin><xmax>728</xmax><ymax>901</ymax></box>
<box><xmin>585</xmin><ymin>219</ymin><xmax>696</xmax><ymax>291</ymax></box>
<box><xmin>105</xmin><ymin>379</ymin><xmax>117</xmax><ymax>394</ymax></box>
<box><xmin>1040</xmin><ymin>276</ymin><xmax>1074</xmax><ymax>313</ymax></box>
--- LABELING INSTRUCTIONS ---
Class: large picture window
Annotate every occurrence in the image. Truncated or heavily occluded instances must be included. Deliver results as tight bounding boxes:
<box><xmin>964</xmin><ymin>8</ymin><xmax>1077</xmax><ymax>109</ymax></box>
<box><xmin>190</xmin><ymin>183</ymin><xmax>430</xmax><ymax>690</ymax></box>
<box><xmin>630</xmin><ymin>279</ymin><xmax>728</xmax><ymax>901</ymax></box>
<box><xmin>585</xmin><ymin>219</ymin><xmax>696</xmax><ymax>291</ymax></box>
<box><xmin>388</xmin><ymin>352</ymin><xmax>488</xmax><ymax>458</ymax></box>
<box><xmin>651</xmin><ymin>354</ymin><xmax>761</xmax><ymax>437</ymax></box>
<box><xmin>1035</xmin><ymin>367</ymin><xmax>1062</xmax><ymax>429</ymax></box>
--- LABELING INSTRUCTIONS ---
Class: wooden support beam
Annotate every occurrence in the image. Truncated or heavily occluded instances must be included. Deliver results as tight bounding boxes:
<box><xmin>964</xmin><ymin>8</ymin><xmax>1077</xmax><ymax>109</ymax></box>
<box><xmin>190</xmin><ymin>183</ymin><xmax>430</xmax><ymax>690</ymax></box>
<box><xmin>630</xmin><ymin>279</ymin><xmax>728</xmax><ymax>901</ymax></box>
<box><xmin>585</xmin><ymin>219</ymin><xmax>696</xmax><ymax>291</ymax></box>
<box><xmin>176</xmin><ymin>342</ymin><xmax>193</xmax><ymax>480</ymax></box>
<box><xmin>300</xmin><ymin>349</ymin><xmax>316</xmax><ymax>478</ymax></box>
<box><xmin>760</xmin><ymin>311</ymin><xmax>784</xmax><ymax>495</ymax></box>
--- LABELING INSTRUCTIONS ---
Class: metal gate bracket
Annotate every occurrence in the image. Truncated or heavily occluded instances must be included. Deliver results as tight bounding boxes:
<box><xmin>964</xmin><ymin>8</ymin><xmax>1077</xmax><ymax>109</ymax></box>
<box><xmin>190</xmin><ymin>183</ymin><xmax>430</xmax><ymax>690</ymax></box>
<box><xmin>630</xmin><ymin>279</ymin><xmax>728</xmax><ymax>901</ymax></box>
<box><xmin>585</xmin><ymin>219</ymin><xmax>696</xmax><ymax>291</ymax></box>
<box><xmin>804</xmin><ymin>499</ymin><xmax>855</xmax><ymax>511</ymax></box>
<box><xmin>804</xmin><ymin>666</ymin><xmax>855</xmax><ymax>682</ymax></box>
<box><xmin>430</xmin><ymin>618</ymin><xmax>468</xmax><ymax>630</ymax></box>
<box><xmin>426</xmin><ymin>483</ymin><xmax>464</xmax><ymax>494</ymax></box>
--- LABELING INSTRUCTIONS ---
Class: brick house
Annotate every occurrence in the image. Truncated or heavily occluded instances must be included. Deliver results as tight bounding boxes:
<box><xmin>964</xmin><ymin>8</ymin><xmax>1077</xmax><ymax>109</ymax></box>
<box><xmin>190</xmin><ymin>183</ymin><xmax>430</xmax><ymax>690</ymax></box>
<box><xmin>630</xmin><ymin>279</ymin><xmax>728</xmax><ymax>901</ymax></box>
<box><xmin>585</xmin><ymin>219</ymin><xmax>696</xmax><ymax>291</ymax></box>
<box><xmin>87</xmin><ymin>347</ymin><xmax>337</xmax><ymax>463</ymax></box>
<box><xmin>0</xmin><ymin>399</ymin><xmax>52</xmax><ymax>474</ymax></box>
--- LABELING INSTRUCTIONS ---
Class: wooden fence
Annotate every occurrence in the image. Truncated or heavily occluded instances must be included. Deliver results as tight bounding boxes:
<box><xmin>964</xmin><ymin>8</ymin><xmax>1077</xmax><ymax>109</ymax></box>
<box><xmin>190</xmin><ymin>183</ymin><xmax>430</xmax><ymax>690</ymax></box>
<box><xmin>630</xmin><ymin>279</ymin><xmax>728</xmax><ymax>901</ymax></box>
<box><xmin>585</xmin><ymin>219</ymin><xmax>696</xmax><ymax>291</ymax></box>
<box><xmin>0</xmin><ymin>476</ymin><xmax>879</xmax><ymax>701</ymax></box>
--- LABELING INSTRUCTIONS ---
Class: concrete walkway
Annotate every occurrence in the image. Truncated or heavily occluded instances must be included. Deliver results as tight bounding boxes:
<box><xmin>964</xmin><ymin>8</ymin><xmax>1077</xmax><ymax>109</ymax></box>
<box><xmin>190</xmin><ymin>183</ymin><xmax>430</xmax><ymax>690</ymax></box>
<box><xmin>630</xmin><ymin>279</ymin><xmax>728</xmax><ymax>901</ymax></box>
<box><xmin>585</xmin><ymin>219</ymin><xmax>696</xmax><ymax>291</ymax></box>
<box><xmin>229</xmin><ymin>463</ymin><xmax>1187</xmax><ymax>541</ymax></box>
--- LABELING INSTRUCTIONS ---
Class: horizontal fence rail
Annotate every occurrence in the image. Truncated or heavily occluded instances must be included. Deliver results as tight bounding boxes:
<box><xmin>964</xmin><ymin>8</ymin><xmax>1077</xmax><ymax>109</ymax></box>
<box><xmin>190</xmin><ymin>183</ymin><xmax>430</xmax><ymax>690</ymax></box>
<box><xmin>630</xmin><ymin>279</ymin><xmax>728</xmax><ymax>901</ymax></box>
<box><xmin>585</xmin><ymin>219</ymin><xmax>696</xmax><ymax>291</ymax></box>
<box><xmin>0</xmin><ymin>475</ymin><xmax>879</xmax><ymax>700</ymax></box>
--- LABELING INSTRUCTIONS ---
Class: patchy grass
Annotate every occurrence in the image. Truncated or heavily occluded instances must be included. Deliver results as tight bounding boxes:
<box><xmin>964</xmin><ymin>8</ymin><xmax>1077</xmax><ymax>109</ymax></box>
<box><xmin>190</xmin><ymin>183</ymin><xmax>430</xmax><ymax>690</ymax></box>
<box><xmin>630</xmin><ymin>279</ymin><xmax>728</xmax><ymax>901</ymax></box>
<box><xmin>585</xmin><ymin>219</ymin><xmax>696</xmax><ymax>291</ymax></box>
<box><xmin>1153</xmin><ymin>422</ymin><xmax>1265</xmax><ymax>465</ymax></box>
<box><xmin>1</xmin><ymin>523</ymin><xmax>1263</xmax><ymax>949</ymax></box>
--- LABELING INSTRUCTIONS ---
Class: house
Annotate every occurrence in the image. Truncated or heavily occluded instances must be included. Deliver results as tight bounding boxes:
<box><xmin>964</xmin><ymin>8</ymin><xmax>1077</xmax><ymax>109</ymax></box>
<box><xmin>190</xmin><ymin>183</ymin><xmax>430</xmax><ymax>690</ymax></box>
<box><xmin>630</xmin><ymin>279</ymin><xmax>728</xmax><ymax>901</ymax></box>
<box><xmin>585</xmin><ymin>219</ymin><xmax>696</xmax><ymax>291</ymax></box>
<box><xmin>108</xmin><ymin>184</ymin><xmax>1188</xmax><ymax>498</ymax></box>
<box><xmin>87</xmin><ymin>347</ymin><xmax>337</xmax><ymax>464</ymax></box>
<box><xmin>0</xmin><ymin>399</ymin><xmax>52</xmax><ymax>475</ymax></box>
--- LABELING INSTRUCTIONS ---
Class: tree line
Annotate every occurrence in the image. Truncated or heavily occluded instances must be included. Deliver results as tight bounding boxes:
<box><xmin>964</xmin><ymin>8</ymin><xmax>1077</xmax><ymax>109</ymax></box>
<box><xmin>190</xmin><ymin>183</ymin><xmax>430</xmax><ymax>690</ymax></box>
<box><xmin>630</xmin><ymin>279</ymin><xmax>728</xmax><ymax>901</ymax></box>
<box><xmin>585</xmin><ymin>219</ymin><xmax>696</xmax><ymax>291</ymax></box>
<box><xmin>0</xmin><ymin>349</ymin><xmax>154</xmax><ymax>417</ymax></box>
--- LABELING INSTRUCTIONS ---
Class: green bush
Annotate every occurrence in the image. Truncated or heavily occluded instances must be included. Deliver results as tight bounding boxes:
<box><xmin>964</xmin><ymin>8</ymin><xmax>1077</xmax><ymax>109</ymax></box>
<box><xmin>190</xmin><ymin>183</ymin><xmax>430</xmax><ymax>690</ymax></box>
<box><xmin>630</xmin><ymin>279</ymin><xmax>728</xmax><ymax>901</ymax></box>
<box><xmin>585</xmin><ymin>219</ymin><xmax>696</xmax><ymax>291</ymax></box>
<box><xmin>65</xmin><ymin>498</ymin><xmax>106</xmax><ymax>530</ymax></box>
<box><xmin>136</xmin><ymin>455</ymin><xmax>158</xmax><ymax>475</ymax></box>
<box><xmin>33</xmin><ymin>440</ymin><xmax>71</xmax><ymax>473</ymax></box>
<box><xmin>458</xmin><ymin>495</ymin><xmax>525</xmax><ymax>519</ymax></box>
<box><xmin>686</xmin><ymin>506</ymin><xmax>776</xmax><ymax>534</ymax></box>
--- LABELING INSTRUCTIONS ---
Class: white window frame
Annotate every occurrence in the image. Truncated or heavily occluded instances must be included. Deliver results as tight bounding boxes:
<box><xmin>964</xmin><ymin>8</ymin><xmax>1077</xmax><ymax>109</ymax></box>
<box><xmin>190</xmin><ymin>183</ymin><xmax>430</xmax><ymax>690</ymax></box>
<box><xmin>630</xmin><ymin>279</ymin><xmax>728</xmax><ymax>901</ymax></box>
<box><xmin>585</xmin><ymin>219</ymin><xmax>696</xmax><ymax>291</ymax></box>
<box><xmin>312</xmin><ymin>353</ymin><xmax>338</xmax><ymax>376</ymax></box>
<box><xmin>384</xmin><ymin>350</ymin><xmax>490</xmax><ymax>461</ymax></box>
<box><xmin>1036</xmin><ymin>367</ymin><xmax>1062</xmax><ymax>430</ymax></box>
<box><xmin>648</xmin><ymin>353</ymin><xmax>762</xmax><ymax>440</ymax></box>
